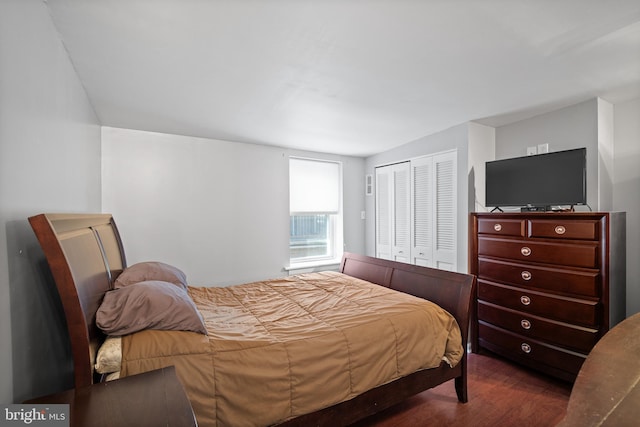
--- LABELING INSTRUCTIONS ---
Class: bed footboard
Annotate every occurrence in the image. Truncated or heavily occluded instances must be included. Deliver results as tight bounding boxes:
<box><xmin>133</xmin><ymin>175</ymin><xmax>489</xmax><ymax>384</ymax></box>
<box><xmin>277</xmin><ymin>253</ymin><xmax>475</xmax><ymax>426</ymax></box>
<box><xmin>340</xmin><ymin>252</ymin><xmax>475</xmax><ymax>402</ymax></box>
<box><xmin>341</xmin><ymin>252</ymin><xmax>475</xmax><ymax>344</ymax></box>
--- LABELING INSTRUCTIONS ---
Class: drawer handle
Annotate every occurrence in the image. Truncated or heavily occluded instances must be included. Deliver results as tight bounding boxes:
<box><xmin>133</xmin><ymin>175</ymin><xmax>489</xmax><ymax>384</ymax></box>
<box><xmin>521</xmin><ymin>319</ymin><xmax>532</xmax><ymax>330</ymax></box>
<box><xmin>494</xmin><ymin>223</ymin><xmax>502</xmax><ymax>232</ymax></box>
<box><xmin>555</xmin><ymin>225</ymin><xmax>566</xmax><ymax>235</ymax></box>
<box><xmin>521</xmin><ymin>271</ymin><xmax>532</xmax><ymax>281</ymax></box>
<box><xmin>520</xmin><ymin>246</ymin><xmax>532</xmax><ymax>256</ymax></box>
<box><xmin>520</xmin><ymin>295</ymin><xmax>531</xmax><ymax>306</ymax></box>
<box><xmin>521</xmin><ymin>343</ymin><xmax>532</xmax><ymax>354</ymax></box>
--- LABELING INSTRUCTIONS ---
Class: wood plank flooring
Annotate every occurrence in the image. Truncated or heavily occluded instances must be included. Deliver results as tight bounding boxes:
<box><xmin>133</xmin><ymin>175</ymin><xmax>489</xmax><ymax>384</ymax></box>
<box><xmin>351</xmin><ymin>351</ymin><xmax>572</xmax><ymax>427</ymax></box>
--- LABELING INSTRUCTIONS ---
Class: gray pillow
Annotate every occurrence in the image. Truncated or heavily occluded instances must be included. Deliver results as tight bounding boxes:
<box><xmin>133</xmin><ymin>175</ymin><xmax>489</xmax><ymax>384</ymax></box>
<box><xmin>97</xmin><ymin>280</ymin><xmax>207</xmax><ymax>336</ymax></box>
<box><xmin>114</xmin><ymin>261</ymin><xmax>187</xmax><ymax>290</ymax></box>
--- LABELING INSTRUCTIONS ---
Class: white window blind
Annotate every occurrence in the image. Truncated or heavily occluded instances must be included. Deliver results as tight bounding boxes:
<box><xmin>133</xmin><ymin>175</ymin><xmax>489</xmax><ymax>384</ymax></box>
<box><xmin>289</xmin><ymin>158</ymin><xmax>340</xmax><ymax>213</ymax></box>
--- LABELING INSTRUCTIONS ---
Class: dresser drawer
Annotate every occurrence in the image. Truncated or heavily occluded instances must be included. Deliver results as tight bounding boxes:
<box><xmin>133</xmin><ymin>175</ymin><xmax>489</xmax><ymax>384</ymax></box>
<box><xmin>478</xmin><ymin>237</ymin><xmax>599</xmax><ymax>268</ymax></box>
<box><xmin>478</xmin><ymin>322</ymin><xmax>586</xmax><ymax>377</ymax></box>
<box><xmin>478</xmin><ymin>280</ymin><xmax>599</xmax><ymax>327</ymax></box>
<box><xmin>478</xmin><ymin>301</ymin><xmax>599</xmax><ymax>353</ymax></box>
<box><xmin>528</xmin><ymin>219</ymin><xmax>599</xmax><ymax>241</ymax></box>
<box><xmin>478</xmin><ymin>218</ymin><xmax>525</xmax><ymax>237</ymax></box>
<box><xmin>478</xmin><ymin>258</ymin><xmax>600</xmax><ymax>297</ymax></box>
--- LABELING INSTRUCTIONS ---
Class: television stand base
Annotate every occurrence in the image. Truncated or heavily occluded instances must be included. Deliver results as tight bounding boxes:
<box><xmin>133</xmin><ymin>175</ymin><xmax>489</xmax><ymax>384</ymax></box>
<box><xmin>521</xmin><ymin>205</ymin><xmax>550</xmax><ymax>212</ymax></box>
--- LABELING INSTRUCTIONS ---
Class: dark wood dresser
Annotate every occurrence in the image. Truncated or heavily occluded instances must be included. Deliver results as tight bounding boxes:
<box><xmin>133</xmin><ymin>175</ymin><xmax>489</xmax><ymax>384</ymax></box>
<box><xmin>469</xmin><ymin>212</ymin><xmax>626</xmax><ymax>382</ymax></box>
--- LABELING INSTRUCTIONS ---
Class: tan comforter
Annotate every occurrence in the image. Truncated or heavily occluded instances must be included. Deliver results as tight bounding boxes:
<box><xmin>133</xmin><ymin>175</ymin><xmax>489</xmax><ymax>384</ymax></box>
<box><xmin>119</xmin><ymin>271</ymin><xmax>463</xmax><ymax>427</ymax></box>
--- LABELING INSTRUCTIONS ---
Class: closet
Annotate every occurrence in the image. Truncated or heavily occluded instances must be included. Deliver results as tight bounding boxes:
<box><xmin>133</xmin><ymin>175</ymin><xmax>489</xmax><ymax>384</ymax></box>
<box><xmin>375</xmin><ymin>150</ymin><xmax>457</xmax><ymax>271</ymax></box>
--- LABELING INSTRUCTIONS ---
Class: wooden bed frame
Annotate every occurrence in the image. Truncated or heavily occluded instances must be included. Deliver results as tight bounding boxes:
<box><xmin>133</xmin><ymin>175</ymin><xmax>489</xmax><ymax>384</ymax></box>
<box><xmin>29</xmin><ymin>212</ymin><xmax>476</xmax><ymax>426</ymax></box>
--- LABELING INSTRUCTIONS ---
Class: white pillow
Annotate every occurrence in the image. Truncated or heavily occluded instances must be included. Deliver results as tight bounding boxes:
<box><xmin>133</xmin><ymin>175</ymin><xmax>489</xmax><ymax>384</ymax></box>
<box><xmin>95</xmin><ymin>336</ymin><xmax>122</xmax><ymax>374</ymax></box>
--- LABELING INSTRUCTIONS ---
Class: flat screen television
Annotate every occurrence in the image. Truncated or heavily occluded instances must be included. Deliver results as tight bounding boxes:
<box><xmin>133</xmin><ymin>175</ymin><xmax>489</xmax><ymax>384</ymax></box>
<box><xmin>485</xmin><ymin>148</ymin><xmax>586</xmax><ymax>210</ymax></box>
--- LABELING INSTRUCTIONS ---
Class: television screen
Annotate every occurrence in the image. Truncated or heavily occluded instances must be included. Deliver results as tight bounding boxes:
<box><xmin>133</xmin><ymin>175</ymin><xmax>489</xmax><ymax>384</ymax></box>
<box><xmin>485</xmin><ymin>148</ymin><xmax>586</xmax><ymax>208</ymax></box>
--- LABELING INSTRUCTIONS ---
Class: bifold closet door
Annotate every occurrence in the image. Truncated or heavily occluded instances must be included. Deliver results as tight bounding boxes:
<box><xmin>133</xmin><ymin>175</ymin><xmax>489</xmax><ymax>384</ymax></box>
<box><xmin>431</xmin><ymin>151</ymin><xmax>457</xmax><ymax>271</ymax></box>
<box><xmin>376</xmin><ymin>151</ymin><xmax>456</xmax><ymax>271</ymax></box>
<box><xmin>410</xmin><ymin>156</ymin><xmax>433</xmax><ymax>267</ymax></box>
<box><xmin>375</xmin><ymin>162</ymin><xmax>410</xmax><ymax>262</ymax></box>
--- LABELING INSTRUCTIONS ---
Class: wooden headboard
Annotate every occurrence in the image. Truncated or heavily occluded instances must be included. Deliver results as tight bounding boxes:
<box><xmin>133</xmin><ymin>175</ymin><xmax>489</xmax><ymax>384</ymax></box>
<box><xmin>29</xmin><ymin>213</ymin><xmax>126</xmax><ymax>389</ymax></box>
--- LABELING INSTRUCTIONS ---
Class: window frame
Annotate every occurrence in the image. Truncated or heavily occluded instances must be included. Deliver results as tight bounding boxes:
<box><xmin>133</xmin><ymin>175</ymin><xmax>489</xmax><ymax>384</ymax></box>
<box><xmin>288</xmin><ymin>157</ymin><xmax>343</xmax><ymax>267</ymax></box>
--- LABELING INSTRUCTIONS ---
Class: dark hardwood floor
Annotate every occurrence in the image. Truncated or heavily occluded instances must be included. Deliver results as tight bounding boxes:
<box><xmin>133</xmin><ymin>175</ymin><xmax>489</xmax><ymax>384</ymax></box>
<box><xmin>351</xmin><ymin>351</ymin><xmax>572</xmax><ymax>427</ymax></box>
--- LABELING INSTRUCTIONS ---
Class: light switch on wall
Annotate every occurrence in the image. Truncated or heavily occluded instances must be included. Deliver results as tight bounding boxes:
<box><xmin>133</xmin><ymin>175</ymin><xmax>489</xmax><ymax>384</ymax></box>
<box><xmin>538</xmin><ymin>143</ymin><xmax>549</xmax><ymax>154</ymax></box>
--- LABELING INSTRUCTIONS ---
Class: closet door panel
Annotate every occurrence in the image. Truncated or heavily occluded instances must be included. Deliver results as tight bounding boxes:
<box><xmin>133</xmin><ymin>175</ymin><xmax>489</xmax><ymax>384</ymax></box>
<box><xmin>392</xmin><ymin>163</ymin><xmax>411</xmax><ymax>263</ymax></box>
<box><xmin>375</xmin><ymin>166</ymin><xmax>392</xmax><ymax>260</ymax></box>
<box><xmin>433</xmin><ymin>151</ymin><xmax>457</xmax><ymax>271</ymax></box>
<box><xmin>411</xmin><ymin>156</ymin><xmax>433</xmax><ymax>267</ymax></box>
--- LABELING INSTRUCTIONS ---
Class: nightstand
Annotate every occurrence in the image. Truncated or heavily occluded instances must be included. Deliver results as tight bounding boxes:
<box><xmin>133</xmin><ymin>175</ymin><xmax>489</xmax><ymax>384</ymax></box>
<box><xmin>25</xmin><ymin>366</ymin><xmax>197</xmax><ymax>427</ymax></box>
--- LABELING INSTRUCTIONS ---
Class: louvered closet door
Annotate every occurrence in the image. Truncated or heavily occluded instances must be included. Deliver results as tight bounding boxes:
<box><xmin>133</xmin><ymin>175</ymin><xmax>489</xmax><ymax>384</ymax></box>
<box><xmin>432</xmin><ymin>151</ymin><xmax>457</xmax><ymax>271</ymax></box>
<box><xmin>377</xmin><ymin>152</ymin><xmax>456</xmax><ymax>270</ymax></box>
<box><xmin>391</xmin><ymin>162</ymin><xmax>411</xmax><ymax>263</ymax></box>
<box><xmin>375</xmin><ymin>166</ymin><xmax>392</xmax><ymax>260</ymax></box>
<box><xmin>410</xmin><ymin>156</ymin><xmax>433</xmax><ymax>267</ymax></box>
<box><xmin>375</xmin><ymin>162</ymin><xmax>410</xmax><ymax>261</ymax></box>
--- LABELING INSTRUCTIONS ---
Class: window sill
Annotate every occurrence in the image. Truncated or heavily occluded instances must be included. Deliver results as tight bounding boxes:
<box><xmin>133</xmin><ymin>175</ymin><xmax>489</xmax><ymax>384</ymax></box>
<box><xmin>284</xmin><ymin>258</ymin><xmax>342</xmax><ymax>273</ymax></box>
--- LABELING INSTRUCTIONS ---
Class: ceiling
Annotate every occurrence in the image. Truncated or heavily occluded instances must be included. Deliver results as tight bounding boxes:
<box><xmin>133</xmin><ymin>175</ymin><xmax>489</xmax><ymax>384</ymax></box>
<box><xmin>46</xmin><ymin>0</ymin><xmax>640</xmax><ymax>157</ymax></box>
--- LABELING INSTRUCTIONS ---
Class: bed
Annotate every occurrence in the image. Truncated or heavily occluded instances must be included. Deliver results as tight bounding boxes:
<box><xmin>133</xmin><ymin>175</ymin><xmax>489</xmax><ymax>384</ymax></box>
<box><xmin>29</xmin><ymin>212</ymin><xmax>476</xmax><ymax>427</ymax></box>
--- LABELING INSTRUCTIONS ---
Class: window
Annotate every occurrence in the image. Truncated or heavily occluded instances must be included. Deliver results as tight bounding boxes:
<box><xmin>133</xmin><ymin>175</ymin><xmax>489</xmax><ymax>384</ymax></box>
<box><xmin>289</xmin><ymin>157</ymin><xmax>342</xmax><ymax>264</ymax></box>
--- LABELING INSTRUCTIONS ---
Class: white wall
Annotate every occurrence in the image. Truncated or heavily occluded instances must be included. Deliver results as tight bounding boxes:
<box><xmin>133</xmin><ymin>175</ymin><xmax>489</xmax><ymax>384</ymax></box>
<box><xmin>597</xmin><ymin>99</ymin><xmax>614</xmax><ymax>211</ymax></box>
<box><xmin>102</xmin><ymin>127</ymin><xmax>365</xmax><ymax>286</ymax></box>
<box><xmin>613</xmin><ymin>97</ymin><xmax>640</xmax><ymax>316</ymax></box>
<box><xmin>467</xmin><ymin>122</ymin><xmax>496</xmax><ymax>213</ymax></box>
<box><xmin>0</xmin><ymin>0</ymin><xmax>101</xmax><ymax>404</ymax></box>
